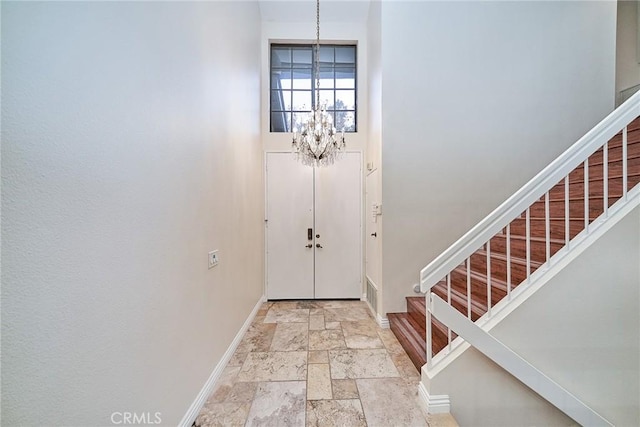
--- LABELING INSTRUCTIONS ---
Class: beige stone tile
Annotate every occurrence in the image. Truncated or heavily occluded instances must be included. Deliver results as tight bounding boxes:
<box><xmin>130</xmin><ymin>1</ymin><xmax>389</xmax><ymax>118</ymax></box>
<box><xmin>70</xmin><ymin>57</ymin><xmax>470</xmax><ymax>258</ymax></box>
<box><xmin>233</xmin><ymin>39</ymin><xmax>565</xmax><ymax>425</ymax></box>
<box><xmin>377</xmin><ymin>328</ymin><xmax>405</xmax><ymax>355</ymax></box>
<box><xmin>328</xmin><ymin>349</ymin><xmax>400</xmax><ymax>379</ymax></box>
<box><xmin>307</xmin><ymin>364</ymin><xmax>332</xmax><ymax>400</ymax></box>
<box><xmin>324</xmin><ymin>307</ymin><xmax>372</xmax><ymax>322</ymax></box>
<box><xmin>306</xmin><ymin>399</ymin><xmax>366</xmax><ymax>427</ymax></box>
<box><xmin>264</xmin><ymin>308</ymin><xmax>310</xmax><ymax>323</ymax></box>
<box><xmin>308</xmin><ymin>350</ymin><xmax>329</xmax><ymax>364</ymax></box>
<box><xmin>309</xmin><ymin>315</ymin><xmax>325</xmax><ymax>330</ymax></box>
<box><xmin>236</xmin><ymin>323</ymin><xmax>276</xmax><ymax>353</ymax></box>
<box><xmin>270</xmin><ymin>322</ymin><xmax>309</xmax><ymax>351</ymax></box>
<box><xmin>331</xmin><ymin>379</ymin><xmax>359</xmax><ymax>399</ymax></box>
<box><xmin>342</xmin><ymin>321</ymin><xmax>384</xmax><ymax>349</ymax></box>
<box><xmin>357</xmin><ymin>378</ymin><xmax>427</xmax><ymax>427</ymax></box>
<box><xmin>310</xmin><ymin>308</ymin><xmax>324</xmax><ymax>315</ymax></box>
<box><xmin>391</xmin><ymin>352</ymin><xmax>420</xmax><ymax>379</ymax></box>
<box><xmin>427</xmin><ymin>413</ymin><xmax>460</xmax><ymax>427</ymax></box>
<box><xmin>227</xmin><ymin>352</ymin><xmax>248</xmax><ymax>367</ymax></box>
<box><xmin>309</xmin><ymin>329</ymin><xmax>346</xmax><ymax>351</ymax></box>
<box><xmin>238</xmin><ymin>352</ymin><xmax>307</xmax><ymax>382</ymax></box>
<box><xmin>252</xmin><ymin>315</ymin><xmax>266</xmax><ymax>325</ymax></box>
<box><xmin>246</xmin><ymin>381</ymin><xmax>306</xmax><ymax>426</ymax></box>
<box><xmin>207</xmin><ymin>366</ymin><xmax>240</xmax><ymax>403</ymax></box>
<box><xmin>196</xmin><ymin>402</ymin><xmax>251</xmax><ymax>427</ymax></box>
<box><xmin>320</xmin><ymin>300</ymin><xmax>367</xmax><ymax>309</ymax></box>
<box><xmin>325</xmin><ymin>321</ymin><xmax>341</xmax><ymax>330</ymax></box>
<box><xmin>226</xmin><ymin>381</ymin><xmax>258</xmax><ymax>403</ymax></box>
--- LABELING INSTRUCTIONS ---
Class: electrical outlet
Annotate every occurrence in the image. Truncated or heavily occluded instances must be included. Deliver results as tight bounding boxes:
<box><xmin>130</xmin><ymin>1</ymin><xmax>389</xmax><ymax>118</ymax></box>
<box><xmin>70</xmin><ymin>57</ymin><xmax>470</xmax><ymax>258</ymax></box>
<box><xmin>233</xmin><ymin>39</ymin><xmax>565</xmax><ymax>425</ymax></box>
<box><xmin>208</xmin><ymin>250</ymin><xmax>219</xmax><ymax>269</ymax></box>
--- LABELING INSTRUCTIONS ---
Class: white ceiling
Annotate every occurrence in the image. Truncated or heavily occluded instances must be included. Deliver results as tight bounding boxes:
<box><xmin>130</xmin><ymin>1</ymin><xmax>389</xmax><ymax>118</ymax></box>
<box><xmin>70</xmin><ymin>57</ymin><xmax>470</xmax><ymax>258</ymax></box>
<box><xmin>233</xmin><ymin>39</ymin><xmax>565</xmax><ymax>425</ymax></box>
<box><xmin>258</xmin><ymin>0</ymin><xmax>372</xmax><ymax>23</ymax></box>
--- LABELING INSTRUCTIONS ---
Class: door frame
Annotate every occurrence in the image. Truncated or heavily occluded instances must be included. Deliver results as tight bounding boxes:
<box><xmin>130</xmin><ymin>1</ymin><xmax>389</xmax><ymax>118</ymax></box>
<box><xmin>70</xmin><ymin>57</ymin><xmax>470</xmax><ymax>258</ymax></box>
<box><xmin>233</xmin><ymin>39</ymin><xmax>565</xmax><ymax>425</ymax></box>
<box><xmin>263</xmin><ymin>150</ymin><xmax>365</xmax><ymax>300</ymax></box>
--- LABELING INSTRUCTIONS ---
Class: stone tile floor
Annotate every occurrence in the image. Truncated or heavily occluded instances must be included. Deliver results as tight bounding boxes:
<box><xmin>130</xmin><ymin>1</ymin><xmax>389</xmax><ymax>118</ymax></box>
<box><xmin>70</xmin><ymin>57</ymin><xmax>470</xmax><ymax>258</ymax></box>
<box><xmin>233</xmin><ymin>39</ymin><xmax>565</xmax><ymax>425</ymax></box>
<box><xmin>194</xmin><ymin>300</ymin><xmax>457</xmax><ymax>427</ymax></box>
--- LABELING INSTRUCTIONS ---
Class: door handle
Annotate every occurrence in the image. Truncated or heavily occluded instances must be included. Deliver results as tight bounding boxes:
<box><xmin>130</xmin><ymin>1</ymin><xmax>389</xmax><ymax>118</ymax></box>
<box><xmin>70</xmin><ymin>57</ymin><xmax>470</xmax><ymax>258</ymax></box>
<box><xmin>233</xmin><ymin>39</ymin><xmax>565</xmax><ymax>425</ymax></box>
<box><xmin>371</xmin><ymin>232</ymin><xmax>377</xmax><ymax>237</ymax></box>
<box><xmin>316</xmin><ymin>243</ymin><xmax>323</xmax><ymax>249</ymax></box>
<box><xmin>308</xmin><ymin>228</ymin><xmax>313</xmax><ymax>240</ymax></box>
<box><xmin>306</xmin><ymin>244</ymin><xmax>313</xmax><ymax>248</ymax></box>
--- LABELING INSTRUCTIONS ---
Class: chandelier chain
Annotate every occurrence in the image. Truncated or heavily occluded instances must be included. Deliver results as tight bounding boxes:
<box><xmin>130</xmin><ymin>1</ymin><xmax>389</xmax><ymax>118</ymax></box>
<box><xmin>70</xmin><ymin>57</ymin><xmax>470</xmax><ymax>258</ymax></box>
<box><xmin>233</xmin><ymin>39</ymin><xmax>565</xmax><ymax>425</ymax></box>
<box><xmin>315</xmin><ymin>0</ymin><xmax>320</xmax><ymax>107</ymax></box>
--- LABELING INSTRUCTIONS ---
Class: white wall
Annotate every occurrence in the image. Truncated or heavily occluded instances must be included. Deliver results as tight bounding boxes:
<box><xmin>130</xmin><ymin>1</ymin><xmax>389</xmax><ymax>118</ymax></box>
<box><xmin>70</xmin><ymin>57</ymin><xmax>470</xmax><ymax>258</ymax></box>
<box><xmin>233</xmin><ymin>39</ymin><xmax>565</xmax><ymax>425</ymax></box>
<box><xmin>427</xmin><ymin>206</ymin><xmax>640</xmax><ymax>426</ymax></box>
<box><xmin>616</xmin><ymin>0</ymin><xmax>640</xmax><ymax>105</ymax></box>
<box><xmin>1</xmin><ymin>2</ymin><xmax>263</xmax><ymax>425</ymax></box>
<box><xmin>366</xmin><ymin>0</ymin><xmax>384</xmax><ymax>315</ymax></box>
<box><xmin>380</xmin><ymin>1</ymin><xmax>617</xmax><ymax>313</ymax></box>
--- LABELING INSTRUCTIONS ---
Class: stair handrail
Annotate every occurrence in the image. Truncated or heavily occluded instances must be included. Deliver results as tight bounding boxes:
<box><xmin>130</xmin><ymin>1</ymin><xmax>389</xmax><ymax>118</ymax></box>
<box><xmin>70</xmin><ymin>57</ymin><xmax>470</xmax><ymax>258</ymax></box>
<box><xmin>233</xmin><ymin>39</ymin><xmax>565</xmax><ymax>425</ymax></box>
<box><xmin>420</xmin><ymin>91</ymin><xmax>640</xmax><ymax>292</ymax></box>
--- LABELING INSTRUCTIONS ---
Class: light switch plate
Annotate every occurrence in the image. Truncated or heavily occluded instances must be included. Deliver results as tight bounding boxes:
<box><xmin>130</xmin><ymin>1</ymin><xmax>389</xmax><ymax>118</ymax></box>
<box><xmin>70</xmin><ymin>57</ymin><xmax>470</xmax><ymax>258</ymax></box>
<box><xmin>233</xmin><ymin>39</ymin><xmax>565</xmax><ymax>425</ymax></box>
<box><xmin>208</xmin><ymin>250</ymin><xmax>219</xmax><ymax>269</ymax></box>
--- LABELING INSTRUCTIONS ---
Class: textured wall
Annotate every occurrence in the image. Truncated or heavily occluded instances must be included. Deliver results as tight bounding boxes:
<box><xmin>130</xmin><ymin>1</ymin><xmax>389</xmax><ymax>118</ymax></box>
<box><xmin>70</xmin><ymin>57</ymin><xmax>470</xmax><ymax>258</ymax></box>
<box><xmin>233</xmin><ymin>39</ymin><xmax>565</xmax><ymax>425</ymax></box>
<box><xmin>380</xmin><ymin>1</ymin><xmax>616</xmax><ymax>313</ymax></box>
<box><xmin>1</xmin><ymin>1</ymin><xmax>263</xmax><ymax>425</ymax></box>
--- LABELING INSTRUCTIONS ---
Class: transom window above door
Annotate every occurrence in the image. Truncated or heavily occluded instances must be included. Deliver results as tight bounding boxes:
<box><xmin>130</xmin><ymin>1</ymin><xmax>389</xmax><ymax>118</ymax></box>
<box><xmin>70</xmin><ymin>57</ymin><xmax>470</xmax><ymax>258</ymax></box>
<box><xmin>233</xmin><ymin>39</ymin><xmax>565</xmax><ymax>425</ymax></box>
<box><xmin>270</xmin><ymin>44</ymin><xmax>357</xmax><ymax>133</ymax></box>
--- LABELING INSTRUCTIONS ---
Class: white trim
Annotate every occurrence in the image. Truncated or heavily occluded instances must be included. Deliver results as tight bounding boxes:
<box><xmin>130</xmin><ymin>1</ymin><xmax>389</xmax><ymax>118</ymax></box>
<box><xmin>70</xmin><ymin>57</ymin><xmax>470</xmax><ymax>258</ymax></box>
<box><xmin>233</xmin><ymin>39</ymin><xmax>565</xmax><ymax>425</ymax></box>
<box><xmin>178</xmin><ymin>296</ymin><xmax>265</xmax><ymax>427</ymax></box>
<box><xmin>418</xmin><ymin>382</ymin><xmax>451</xmax><ymax>414</ymax></box>
<box><xmin>376</xmin><ymin>313</ymin><xmax>389</xmax><ymax>329</ymax></box>
<box><xmin>420</xmin><ymin>91</ymin><xmax>640</xmax><ymax>292</ymax></box>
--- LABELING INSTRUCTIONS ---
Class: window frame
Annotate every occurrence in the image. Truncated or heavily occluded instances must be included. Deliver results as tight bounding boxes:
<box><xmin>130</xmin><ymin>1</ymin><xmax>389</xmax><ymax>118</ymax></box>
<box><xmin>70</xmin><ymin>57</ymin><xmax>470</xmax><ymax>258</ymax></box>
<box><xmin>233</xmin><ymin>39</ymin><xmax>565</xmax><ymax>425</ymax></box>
<box><xmin>269</xmin><ymin>43</ymin><xmax>357</xmax><ymax>133</ymax></box>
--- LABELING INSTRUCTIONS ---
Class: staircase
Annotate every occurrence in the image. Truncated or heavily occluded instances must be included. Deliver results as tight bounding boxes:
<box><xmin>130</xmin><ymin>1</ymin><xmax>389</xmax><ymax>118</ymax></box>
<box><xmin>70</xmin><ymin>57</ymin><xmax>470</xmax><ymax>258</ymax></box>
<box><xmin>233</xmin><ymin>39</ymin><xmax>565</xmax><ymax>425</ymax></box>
<box><xmin>389</xmin><ymin>115</ymin><xmax>640</xmax><ymax>371</ymax></box>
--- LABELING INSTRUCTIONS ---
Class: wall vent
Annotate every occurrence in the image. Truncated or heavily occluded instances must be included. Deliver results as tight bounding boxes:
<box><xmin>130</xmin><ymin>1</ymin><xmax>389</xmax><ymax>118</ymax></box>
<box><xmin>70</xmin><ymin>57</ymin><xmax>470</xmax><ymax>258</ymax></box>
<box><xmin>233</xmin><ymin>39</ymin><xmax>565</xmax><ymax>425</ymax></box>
<box><xmin>366</xmin><ymin>278</ymin><xmax>378</xmax><ymax>314</ymax></box>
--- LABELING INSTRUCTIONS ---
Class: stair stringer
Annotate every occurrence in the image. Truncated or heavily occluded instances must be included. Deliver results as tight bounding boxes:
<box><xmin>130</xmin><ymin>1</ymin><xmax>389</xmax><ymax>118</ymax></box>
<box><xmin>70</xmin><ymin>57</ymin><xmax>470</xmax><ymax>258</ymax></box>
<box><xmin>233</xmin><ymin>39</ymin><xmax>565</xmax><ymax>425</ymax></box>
<box><xmin>420</xmin><ymin>188</ymin><xmax>640</xmax><ymax>426</ymax></box>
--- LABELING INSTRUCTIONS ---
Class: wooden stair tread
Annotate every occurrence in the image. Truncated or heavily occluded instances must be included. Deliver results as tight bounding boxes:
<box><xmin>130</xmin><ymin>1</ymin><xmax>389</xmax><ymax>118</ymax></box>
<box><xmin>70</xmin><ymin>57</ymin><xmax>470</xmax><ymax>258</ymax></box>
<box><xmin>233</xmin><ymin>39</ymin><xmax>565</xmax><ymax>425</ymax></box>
<box><xmin>388</xmin><ymin>312</ymin><xmax>426</xmax><ymax>369</ymax></box>
<box><xmin>476</xmin><ymin>249</ymin><xmax>543</xmax><ymax>269</ymax></box>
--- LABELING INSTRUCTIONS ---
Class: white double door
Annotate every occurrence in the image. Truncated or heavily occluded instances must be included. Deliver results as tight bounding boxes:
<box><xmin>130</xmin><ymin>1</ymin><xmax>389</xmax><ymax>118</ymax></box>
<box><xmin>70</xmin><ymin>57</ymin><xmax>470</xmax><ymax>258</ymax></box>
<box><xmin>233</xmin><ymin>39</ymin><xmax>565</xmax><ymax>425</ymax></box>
<box><xmin>266</xmin><ymin>152</ymin><xmax>362</xmax><ymax>299</ymax></box>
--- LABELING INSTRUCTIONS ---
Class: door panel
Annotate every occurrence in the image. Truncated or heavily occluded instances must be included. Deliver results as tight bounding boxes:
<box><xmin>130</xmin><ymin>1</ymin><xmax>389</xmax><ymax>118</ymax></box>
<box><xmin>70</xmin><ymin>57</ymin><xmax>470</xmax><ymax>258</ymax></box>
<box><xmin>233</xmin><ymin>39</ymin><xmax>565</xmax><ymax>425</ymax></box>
<box><xmin>266</xmin><ymin>153</ymin><xmax>315</xmax><ymax>299</ymax></box>
<box><xmin>314</xmin><ymin>152</ymin><xmax>362</xmax><ymax>299</ymax></box>
<box><xmin>366</xmin><ymin>169</ymin><xmax>381</xmax><ymax>288</ymax></box>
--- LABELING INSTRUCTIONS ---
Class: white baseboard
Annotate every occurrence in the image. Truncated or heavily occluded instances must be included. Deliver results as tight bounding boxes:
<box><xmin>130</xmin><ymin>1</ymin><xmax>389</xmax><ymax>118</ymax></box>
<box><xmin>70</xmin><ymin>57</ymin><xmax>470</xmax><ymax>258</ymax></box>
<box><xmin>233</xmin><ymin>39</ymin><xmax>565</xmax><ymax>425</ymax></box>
<box><xmin>377</xmin><ymin>314</ymin><xmax>389</xmax><ymax>329</ymax></box>
<box><xmin>178</xmin><ymin>295</ymin><xmax>265</xmax><ymax>427</ymax></box>
<box><xmin>418</xmin><ymin>382</ymin><xmax>451</xmax><ymax>414</ymax></box>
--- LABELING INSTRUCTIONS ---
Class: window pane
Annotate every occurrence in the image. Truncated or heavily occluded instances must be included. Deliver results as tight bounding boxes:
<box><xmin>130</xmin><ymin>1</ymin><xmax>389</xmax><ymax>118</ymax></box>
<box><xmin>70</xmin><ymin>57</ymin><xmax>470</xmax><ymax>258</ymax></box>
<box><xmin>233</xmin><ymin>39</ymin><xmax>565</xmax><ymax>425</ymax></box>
<box><xmin>292</xmin><ymin>48</ymin><xmax>312</xmax><ymax>68</ymax></box>
<box><xmin>319</xmin><ymin>46</ymin><xmax>334</xmax><ymax>67</ymax></box>
<box><xmin>271</xmin><ymin>90</ymin><xmax>291</xmax><ymax>110</ymax></box>
<box><xmin>335</xmin><ymin>111</ymin><xmax>355</xmax><ymax>132</ymax></box>
<box><xmin>335</xmin><ymin>68</ymin><xmax>355</xmax><ymax>89</ymax></box>
<box><xmin>292</xmin><ymin>69</ymin><xmax>312</xmax><ymax>90</ymax></box>
<box><xmin>271</xmin><ymin>111</ymin><xmax>291</xmax><ymax>132</ymax></box>
<box><xmin>335</xmin><ymin>90</ymin><xmax>355</xmax><ymax>110</ymax></box>
<box><xmin>318</xmin><ymin>68</ymin><xmax>334</xmax><ymax>89</ymax></box>
<box><xmin>271</xmin><ymin>47</ymin><xmax>291</xmax><ymax>68</ymax></box>
<box><xmin>318</xmin><ymin>90</ymin><xmax>334</xmax><ymax>109</ymax></box>
<box><xmin>335</xmin><ymin>46</ymin><xmax>356</xmax><ymax>65</ymax></box>
<box><xmin>272</xmin><ymin>70</ymin><xmax>292</xmax><ymax>90</ymax></box>
<box><xmin>292</xmin><ymin>91</ymin><xmax>312</xmax><ymax>111</ymax></box>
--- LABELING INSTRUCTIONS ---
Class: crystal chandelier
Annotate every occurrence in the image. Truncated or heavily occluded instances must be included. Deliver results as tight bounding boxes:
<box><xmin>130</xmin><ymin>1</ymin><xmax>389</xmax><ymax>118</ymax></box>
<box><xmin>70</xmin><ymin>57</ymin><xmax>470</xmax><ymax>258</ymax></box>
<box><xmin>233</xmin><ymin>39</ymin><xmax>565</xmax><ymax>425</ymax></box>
<box><xmin>292</xmin><ymin>0</ymin><xmax>346</xmax><ymax>167</ymax></box>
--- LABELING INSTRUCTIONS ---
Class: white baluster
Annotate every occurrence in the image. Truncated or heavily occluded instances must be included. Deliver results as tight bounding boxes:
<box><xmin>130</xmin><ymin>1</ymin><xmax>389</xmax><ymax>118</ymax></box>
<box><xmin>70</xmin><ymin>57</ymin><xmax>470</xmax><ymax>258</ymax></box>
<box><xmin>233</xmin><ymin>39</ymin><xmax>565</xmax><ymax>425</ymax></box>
<box><xmin>584</xmin><ymin>159</ymin><xmax>589</xmax><ymax>232</ymax></box>
<box><xmin>426</xmin><ymin>290</ymin><xmax>432</xmax><ymax>368</ymax></box>
<box><xmin>545</xmin><ymin>192</ymin><xmax>550</xmax><ymax>265</ymax></box>
<box><xmin>466</xmin><ymin>258</ymin><xmax>471</xmax><ymax>320</ymax></box>
<box><xmin>565</xmin><ymin>176</ymin><xmax>570</xmax><ymax>249</ymax></box>
<box><xmin>604</xmin><ymin>143</ymin><xmax>609</xmax><ymax>218</ymax></box>
<box><xmin>623</xmin><ymin>126</ymin><xmax>628</xmax><ymax>201</ymax></box>
<box><xmin>486</xmin><ymin>240</ymin><xmax>492</xmax><ymax>316</ymax></box>
<box><xmin>506</xmin><ymin>225</ymin><xmax>511</xmax><ymax>300</ymax></box>
<box><xmin>446</xmin><ymin>273</ymin><xmax>452</xmax><ymax>351</ymax></box>
<box><xmin>526</xmin><ymin>208</ymin><xmax>531</xmax><ymax>283</ymax></box>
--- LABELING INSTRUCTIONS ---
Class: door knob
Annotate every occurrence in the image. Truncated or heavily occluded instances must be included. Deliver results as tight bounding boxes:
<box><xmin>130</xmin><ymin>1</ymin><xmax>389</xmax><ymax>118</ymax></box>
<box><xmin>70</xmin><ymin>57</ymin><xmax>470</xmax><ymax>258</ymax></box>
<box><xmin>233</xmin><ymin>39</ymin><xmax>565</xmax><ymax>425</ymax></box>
<box><xmin>306</xmin><ymin>244</ymin><xmax>313</xmax><ymax>248</ymax></box>
<box><xmin>371</xmin><ymin>232</ymin><xmax>377</xmax><ymax>237</ymax></box>
<box><xmin>316</xmin><ymin>243</ymin><xmax>323</xmax><ymax>249</ymax></box>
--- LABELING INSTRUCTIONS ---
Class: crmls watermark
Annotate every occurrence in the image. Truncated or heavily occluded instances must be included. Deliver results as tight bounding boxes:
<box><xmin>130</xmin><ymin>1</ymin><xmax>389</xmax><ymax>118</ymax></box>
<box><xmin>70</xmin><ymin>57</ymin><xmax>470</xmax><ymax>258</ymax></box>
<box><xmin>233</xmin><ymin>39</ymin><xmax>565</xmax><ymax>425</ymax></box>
<box><xmin>110</xmin><ymin>412</ymin><xmax>162</xmax><ymax>425</ymax></box>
